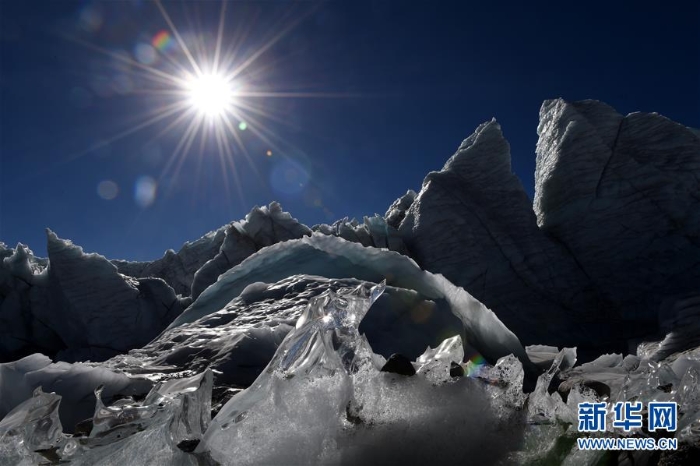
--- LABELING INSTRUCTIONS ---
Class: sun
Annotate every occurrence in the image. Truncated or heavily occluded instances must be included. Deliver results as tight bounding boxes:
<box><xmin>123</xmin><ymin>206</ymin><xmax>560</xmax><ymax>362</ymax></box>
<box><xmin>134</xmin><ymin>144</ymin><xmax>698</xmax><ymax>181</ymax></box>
<box><xmin>64</xmin><ymin>0</ymin><xmax>339</xmax><ymax>207</ymax></box>
<box><xmin>186</xmin><ymin>73</ymin><xmax>235</xmax><ymax>118</ymax></box>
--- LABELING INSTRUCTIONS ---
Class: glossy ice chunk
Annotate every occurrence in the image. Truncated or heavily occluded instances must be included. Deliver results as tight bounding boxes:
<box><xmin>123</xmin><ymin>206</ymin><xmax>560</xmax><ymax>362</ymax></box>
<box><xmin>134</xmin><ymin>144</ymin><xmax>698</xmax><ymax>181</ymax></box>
<box><xmin>0</xmin><ymin>353</ymin><xmax>152</xmax><ymax>432</ymax></box>
<box><xmin>200</xmin><ymin>281</ymin><xmax>521</xmax><ymax>465</ymax></box>
<box><xmin>0</xmin><ymin>388</ymin><xmax>64</xmax><ymax>466</ymax></box>
<box><xmin>63</xmin><ymin>370</ymin><xmax>211</xmax><ymax>465</ymax></box>
<box><xmin>415</xmin><ymin>335</ymin><xmax>465</xmax><ymax>384</ymax></box>
<box><xmin>89</xmin><ymin>369</ymin><xmax>212</xmax><ymax>446</ymax></box>
<box><xmin>485</xmin><ymin>354</ymin><xmax>527</xmax><ymax>412</ymax></box>
<box><xmin>203</xmin><ymin>284</ymin><xmax>383</xmax><ymax>424</ymax></box>
<box><xmin>200</xmin><ymin>281</ymin><xmax>385</xmax><ymax>464</ymax></box>
<box><xmin>527</xmin><ymin>348</ymin><xmax>576</xmax><ymax>424</ymax></box>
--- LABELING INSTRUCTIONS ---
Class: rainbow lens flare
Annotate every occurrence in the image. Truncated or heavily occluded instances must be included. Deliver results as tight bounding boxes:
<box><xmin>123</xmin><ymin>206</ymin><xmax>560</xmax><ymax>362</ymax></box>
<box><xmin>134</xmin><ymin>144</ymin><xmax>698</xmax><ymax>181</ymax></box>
<box><xmin>465</xmin><ymin>354</ymin><xmax>487</xmax><ymax>377</ymax></box>
<box><xmin>151</xmin><ymin>30</ymin><xmax>173</xmax><ymax>51</ymax></box>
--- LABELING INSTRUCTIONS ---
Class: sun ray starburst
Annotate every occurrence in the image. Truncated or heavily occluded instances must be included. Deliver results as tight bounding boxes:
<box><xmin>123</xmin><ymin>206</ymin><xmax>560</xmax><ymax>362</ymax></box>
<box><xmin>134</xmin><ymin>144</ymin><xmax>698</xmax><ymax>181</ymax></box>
<box><xmin>46</xmin><ymin>0</ymin><xmax>366</xmax><ymax>211</ymax></box>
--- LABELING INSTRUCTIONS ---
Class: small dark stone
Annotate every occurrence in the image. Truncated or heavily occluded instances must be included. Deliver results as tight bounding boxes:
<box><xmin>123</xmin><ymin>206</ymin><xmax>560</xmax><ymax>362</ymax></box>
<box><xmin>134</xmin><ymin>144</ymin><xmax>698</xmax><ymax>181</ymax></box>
<box><xmin>35</xmin><ymin>447</ymin><xmax>61</xmax><ymax>463</ymax></box>
<box><xmin>450</xmin><ymin>361</ymin><xmax>465</xmax><ymax>377</ymax></box>
<box><xmin>658</xmin><ymin>383</ymin><xmax>673</xmax><ymax>393</ymax></box>
<box><xmin>380</xmin><ymin>353</ymin><xmax>416</xmax><ymax>376</ymax></box>
<box><xmin>177</xmin><ymin>439</ymin><xmax>201</xmax><ymax>453</ymax></box>
<box><xmin>74</xmin><ymin>417</ymin><xmax>94</xmax><ymax>437</ymax></box>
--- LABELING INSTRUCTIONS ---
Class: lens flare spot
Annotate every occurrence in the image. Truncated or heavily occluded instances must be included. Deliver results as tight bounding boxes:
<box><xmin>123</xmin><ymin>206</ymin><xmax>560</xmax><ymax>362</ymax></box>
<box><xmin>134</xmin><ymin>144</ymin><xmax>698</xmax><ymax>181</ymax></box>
<box><xmin>238</xmin><ymin>121</ymin><xmax>248</xmax><ymax>131</ymax></box>
<box><xmin>151</xmin><ymin>30</ymin><xmax>173</xmax><ymax>51</ymax></box>
<box><xmin>266</xmin><ymin>150</ymin><xmax>272</xmax><ymax>157</ymax></box>
<box><xmin>270</xmin><ymin>159</ymin><xmax>310</xmax><ymax>195</ymax></box>
<box><xmin>97</xmin><ymin>180</ymin><xmax>119</xmax><ymax>200</ymax></box>
<box><xmin>465</xmin><ymin>354</ymin><xmax>487</xmax><ymax>378</ymax></box>
<box><xmin>134</xmin><ymin>43</ymin><xmax>157</xmax><ymax>65</ymax></box>
<box><xmin>134</xmin><ymin>176</ymin><xmax>157</xmax><ymax>208</ymax></box>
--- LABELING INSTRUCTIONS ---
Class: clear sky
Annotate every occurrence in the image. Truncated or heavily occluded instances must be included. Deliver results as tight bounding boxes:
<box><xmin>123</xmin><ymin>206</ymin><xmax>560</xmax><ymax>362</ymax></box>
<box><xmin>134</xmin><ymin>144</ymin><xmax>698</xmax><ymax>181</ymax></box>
<box><xmin>1</xmin><ymin>1</ymin><xmax>698</xmax><ymax>260</ymax></box>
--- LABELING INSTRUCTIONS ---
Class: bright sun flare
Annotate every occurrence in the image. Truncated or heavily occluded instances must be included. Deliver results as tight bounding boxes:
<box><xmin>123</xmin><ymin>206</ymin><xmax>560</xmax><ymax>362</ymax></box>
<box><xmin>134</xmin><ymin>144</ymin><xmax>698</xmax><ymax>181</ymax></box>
<box><xmin>187</xmin><ymin>73</ymin><xmax>235</xmax><ymax>117</ymax></box>
<box><xmin>67</xmin><ymin>0</ymin><xmax>339</xmax><ymax>208</ymax></box>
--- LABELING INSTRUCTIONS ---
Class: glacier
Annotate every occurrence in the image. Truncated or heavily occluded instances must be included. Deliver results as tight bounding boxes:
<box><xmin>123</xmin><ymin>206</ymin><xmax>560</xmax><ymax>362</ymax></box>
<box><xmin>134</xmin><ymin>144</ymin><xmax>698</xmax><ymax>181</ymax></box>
<box><xmin>3</xmin><ymin>279</ymin><xmax>700</xmax><ymax>465</ymax></box>
<box><xmin>167</xmin><ymin>233</ymin><xmax>530</xmax><ymax>369</ymax></box>
<box><xmin>2</xmin><ymin>98</ymin><xmax>700</xmax><ymax>465</ymax></box>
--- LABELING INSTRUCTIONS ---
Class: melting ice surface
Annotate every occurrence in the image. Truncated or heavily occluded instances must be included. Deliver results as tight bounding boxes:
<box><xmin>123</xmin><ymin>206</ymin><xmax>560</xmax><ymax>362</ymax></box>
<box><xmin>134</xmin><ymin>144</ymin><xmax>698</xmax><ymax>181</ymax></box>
<box><xmin>3</xmin><ymin>279</ymin><xmax>700</xmax><ymax>465</ymax></box>
<box><xmin>202</xmin><ymin>281</ymin><xmax>388</xmax><ymax>451</ymax></box>
<box><xmin>199</xmin><ymin>280</ymin><xmax>520</xmax><ymax>465</ymax></box>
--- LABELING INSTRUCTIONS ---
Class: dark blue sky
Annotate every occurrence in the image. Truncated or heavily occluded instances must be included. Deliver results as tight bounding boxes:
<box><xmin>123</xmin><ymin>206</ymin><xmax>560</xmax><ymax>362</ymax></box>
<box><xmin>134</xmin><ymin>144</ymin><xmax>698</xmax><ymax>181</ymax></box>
<box><xmin>1</xmin><ymin>1</ymin><xmax>698</xmax><ymax>260</ymax></box>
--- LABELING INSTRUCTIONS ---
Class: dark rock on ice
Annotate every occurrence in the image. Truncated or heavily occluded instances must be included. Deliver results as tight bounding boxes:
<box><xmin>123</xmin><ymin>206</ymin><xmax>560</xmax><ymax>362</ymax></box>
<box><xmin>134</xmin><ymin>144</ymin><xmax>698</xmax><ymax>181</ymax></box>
<box><xmin>176</xmin><ymin>439</ymin><xmax>201</xmax><ymax>453</ymax></box>
<box><xmin>381</xmin><ymin>353</ymin><xmax>416</xmax><ymax>376</ymax></box>
<box><xmin>73</xmin><ymin>417</ymin><xmax>93</xmax><ymax>437</ymax></box>
<box><xmin>449</xmin><ymin>361</ymin><xmax>465</xmax><ymax>378</ymax></box>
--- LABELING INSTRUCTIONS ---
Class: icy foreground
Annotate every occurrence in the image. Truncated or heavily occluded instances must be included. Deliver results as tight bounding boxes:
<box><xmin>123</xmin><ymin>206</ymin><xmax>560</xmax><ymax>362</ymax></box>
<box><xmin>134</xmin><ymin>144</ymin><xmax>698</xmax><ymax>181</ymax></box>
<box><xmin>2</xmin><ymin>281</ymin><xmax>700</xmax><ymax>465</ymax></box>
<box><xmin>0</xmin><ymin>283</ymin><xmax>514</xmax><ymax>465</ymax></box>
<box><xmin>2</xmin><ymin>98</ymin><xmax>700</xmax><ymax>464</ymax></box>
